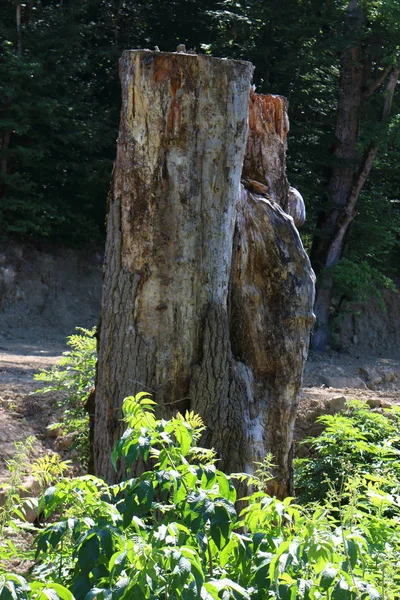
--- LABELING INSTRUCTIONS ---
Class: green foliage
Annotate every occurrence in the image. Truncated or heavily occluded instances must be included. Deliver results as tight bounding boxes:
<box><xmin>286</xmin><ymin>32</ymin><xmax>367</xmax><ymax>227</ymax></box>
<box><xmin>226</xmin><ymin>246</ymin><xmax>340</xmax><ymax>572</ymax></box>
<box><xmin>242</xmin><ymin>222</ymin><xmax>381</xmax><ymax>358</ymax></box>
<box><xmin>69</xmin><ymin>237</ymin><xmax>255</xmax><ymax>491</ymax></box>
<box><xmin>1</xmin><ymin>394</ymin><xmax>400</xmax><ymax>599</ymax></box>
<box><xmin>0</xmin><ymin>436</ymin><xmax>36</xmax><ymax>537</ymax></box>
<box><xmin>30</xmin><ymin>454</ymin><xmax>72</xmax><ymax>490</ymax></box>
<box><xmin>34</xmin><ymin>327</ymin><xmax>96</xmax><ymax>467</ymax></box>
<box><xmin>0</xmin><ymin>1</ymin><xmax>116</xmax><ymax>242</ymax></box>
<box><xmin>295</xmin><ymin>399</ymin><xmax>400</xmax><ymax>503</ymax></box>
<box><xmin>0</xmin><ymin>437</ymin><xmax>71</xmax><ymax>572</ymax></box>
<box><xmin>1</xmin><ymin>0</ymin><xmax>399</xmax><ymax>326</ymax></box>
<box><xmin>0</xmin><ymin>0</ymin><xmax>217</xmax><ymax>242</ymax></box>
<box><xmin>331</xmin><ymin>259</ymin><xmax>397</xmax><ymax>311</ymax></box>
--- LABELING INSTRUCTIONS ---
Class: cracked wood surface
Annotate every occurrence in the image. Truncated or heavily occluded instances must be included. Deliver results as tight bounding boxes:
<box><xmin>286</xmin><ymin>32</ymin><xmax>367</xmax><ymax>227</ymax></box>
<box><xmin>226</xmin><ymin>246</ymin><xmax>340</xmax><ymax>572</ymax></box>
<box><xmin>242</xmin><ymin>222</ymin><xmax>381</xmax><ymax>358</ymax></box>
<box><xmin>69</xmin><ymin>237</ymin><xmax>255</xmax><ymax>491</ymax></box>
<box><xmin>94</xmin><ymin>50</ymin><xmax>315</xmax><ymax>495</ymax></box>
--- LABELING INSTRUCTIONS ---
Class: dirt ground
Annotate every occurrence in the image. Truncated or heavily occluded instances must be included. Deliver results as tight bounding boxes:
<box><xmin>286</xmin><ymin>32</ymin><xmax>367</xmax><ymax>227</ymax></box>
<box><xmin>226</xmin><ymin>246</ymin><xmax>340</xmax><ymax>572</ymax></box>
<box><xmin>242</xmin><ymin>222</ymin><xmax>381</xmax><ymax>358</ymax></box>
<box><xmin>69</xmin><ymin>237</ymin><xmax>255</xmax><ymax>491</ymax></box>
<box><xmin>297</xmin><ymin>349</ymin><xmax>400</xmax><ymax>449</ymax></box>
<box><xmin>1</xmin><ymin>242</ymin><xmax>399</xmax><ymax>483</ymax></box>
<box><xmin>0</xmin><ymin>336</ymin><xmax>399</xmax><ymax>483</ymax></box>
<box><xmin>0</xmin><ymin>340</ymin><xmax>68</xmax><ymax>482</ymax></box>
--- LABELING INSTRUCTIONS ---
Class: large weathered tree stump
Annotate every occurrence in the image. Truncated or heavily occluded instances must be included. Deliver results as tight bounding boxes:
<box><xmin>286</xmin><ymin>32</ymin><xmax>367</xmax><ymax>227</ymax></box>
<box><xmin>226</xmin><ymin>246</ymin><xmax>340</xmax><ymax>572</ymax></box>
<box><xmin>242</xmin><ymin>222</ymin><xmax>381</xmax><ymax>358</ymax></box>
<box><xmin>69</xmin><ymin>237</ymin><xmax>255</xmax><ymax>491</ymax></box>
<box><xmin>94</xmin><ymin>50</ymin><xmax>315</xmax><ymax>495</ymax></box>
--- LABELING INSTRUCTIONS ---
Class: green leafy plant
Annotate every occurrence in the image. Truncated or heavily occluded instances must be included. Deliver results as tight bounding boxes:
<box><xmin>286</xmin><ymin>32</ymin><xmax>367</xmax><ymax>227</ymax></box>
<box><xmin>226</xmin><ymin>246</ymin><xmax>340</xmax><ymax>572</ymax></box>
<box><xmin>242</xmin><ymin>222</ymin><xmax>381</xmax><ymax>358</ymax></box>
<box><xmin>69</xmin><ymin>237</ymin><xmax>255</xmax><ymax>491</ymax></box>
<box><xmin>0</xmin><ymin>438</ymin><xmax>71</xmax><ymax>576</ymax></box>
<box><xmin>331</xmin><ymin>259</ymin><xmax>397</xmax><ymax>312</ymax></box>
<box><xmin>30</xmin><ymin>454</ymin><xmax>72</xmax><ymax>490</ymax></box>
<box><xmin>34</xmin><ymin>327</ymin><xmax>96</xmax><ymax>467</ymax></box>
<box><xmin>2</xmin><ymin>393</ymin><xmax>399</xmax><ymax>599</ymax></box>
<box><xmin>0</xmin><ymin>436</ymin><xmax>36</xmax><ymax>539</ymax></box>
<box><xmin>295</xmin><ymin>399</ymin><xmax>400</xmax><ymax>503</ymax></box>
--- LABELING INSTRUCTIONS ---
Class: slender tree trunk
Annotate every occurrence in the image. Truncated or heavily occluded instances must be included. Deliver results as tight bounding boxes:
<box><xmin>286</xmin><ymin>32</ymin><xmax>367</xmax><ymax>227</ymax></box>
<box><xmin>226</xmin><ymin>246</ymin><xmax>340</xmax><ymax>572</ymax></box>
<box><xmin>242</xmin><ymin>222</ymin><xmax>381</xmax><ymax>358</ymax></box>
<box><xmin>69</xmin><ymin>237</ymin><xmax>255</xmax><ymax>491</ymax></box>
<box><xmin>16</xmin><ymin>2</ymin><xmax>22</xmax><ymax>56</ymax></box>
<box><xmin>94</xmin><ymin>50</ymin><xmax>315</xmax><ymax>496</ymax></box>
<box><xmin>310</xmin><ymin>0</ymin><xmax>399</xmax><ymax>351</ymax></box>
<box><xmin>311</xmin><ymin>1</ymin><xmax>363</xmax><ymax>275</ymax></box>
<box><xmin>113</xmin><ymin>0</ymin><xmax>123</xmax><ymax>49</ymax></box>
<box><xmin>0</xmin><ymin>131</ymin><xmax>11</xmax><ymax>176</ymax></box>
<box><xmin>0</xmin><ymin>131</ymin><xmax>11</xmax><ymax>197</ymax></box>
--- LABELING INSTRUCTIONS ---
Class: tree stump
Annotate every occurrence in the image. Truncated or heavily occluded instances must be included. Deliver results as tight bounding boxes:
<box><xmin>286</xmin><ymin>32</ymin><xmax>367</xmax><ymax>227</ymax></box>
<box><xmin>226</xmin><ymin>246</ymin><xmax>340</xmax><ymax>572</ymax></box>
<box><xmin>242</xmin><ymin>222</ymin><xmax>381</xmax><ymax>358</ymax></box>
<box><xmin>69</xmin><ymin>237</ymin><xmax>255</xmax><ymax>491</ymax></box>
<box><xmin>94</xmin><ymin>50</ymin><xmax>315</xmax><ymax>496</ymax></box>
<box><xmin>192</xmin><ymin>92</ymin><xmax>315</xmax><ymax>496</ymax></box>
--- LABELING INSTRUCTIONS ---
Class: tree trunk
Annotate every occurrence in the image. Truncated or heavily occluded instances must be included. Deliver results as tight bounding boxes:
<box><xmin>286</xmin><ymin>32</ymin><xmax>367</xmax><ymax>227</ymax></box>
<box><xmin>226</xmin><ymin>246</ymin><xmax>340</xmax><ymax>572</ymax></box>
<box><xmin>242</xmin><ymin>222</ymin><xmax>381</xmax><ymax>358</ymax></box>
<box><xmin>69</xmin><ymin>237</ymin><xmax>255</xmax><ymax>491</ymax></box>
<box><xmin>311</xmin><ymin>2</ymin><xmax>363</xmax><ymax>272</ymax></box>
<box><xmin>0</xmin><ymin>131</ymin><xmax>11</xmax><ymax>176</ymax></box>
<box><xmin>310</xmin><ymin>2</ymin><xmax>363</xmax><ymax>352</ymax></box>
<box><xmin>0</xmin><ymin>131</ymin><xmax>11</xmax><ymax>197</ymax></box>
<box><xmin>16</xmin><ymin>2</ymin><xmax>22</xmax><ymax>56</ymax></box>
<box><xmin>93</xmin><ymin>50</ymin><xmax>315</xmax><ymax>497</ymax></box>
<box><xmin>310</xmin><ymin>0</ymin><xmax>399</xmax><ymax>352</ymax></box>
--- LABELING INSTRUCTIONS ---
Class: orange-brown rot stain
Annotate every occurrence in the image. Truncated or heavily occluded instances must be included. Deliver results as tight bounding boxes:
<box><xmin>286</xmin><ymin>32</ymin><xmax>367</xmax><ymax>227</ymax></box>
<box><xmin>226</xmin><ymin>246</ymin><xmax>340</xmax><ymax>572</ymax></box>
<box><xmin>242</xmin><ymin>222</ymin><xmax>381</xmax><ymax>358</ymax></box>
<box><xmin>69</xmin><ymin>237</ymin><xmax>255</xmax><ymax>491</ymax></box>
<box><xmin>242</xmin><ymin>178</ymin><xmax>272</xmax><ymax>199</ymax></box>
<box><xmin>249</xmin><ymin>92</ymin><xmax>289</xmax><ymax>141</ymax></box>
<box><xmin>153</xmin><ymin>54</ymin><xmax>174</xmax><ymax>85</ymax></box>
<box><xmin>167</xmin><ymin>96</ymin><xmax>182</xmax><ymax>135</ymax></box>
<box><xmin>152</xmin><ymin>55</ymin><xmax>184</xmax><ymax>137</ymax></box>
<box><xmin>167</xmin><ymin>60</ymin><xmax>183</xmax><ymax>136</ymax></box>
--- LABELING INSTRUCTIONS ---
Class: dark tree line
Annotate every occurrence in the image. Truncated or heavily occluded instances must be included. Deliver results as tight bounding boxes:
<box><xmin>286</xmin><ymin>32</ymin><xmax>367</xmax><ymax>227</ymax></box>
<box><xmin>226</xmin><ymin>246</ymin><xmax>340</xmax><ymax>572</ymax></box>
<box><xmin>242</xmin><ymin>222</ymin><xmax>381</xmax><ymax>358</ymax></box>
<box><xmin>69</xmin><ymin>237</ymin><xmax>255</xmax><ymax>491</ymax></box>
<box><xmin>1</xmin><ymin>0</ymin><xmax>399</xmax><ymax>349</ymax></box>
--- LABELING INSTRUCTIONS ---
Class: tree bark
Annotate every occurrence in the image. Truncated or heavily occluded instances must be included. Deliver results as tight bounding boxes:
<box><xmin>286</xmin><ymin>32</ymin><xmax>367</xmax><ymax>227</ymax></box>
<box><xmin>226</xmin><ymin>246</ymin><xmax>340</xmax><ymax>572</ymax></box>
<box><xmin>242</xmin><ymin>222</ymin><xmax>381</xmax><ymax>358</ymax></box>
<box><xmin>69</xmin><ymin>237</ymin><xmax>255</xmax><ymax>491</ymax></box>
<box><xmin>243</xmin><ymin>92</ymin><xmax>306</xmax><ymax>227</ymax></box>
<box><xmin>244</xmin><ymin>93</ymin><xmax>289</xmax><ymax>207</ymax></box>
<box><xmin>94</xmin><ymin>49</ymin><xmax>254</xmax><ymax>482</ymax></box>
<box><xmin>226</xmin><ymin>182</ymin><xmax>314</xmax><ymax>496</ymax></box>
<box><xmin>94</xmin><ymin>50</ymin><xmax>315</xmax><ymax>496</ymax></box>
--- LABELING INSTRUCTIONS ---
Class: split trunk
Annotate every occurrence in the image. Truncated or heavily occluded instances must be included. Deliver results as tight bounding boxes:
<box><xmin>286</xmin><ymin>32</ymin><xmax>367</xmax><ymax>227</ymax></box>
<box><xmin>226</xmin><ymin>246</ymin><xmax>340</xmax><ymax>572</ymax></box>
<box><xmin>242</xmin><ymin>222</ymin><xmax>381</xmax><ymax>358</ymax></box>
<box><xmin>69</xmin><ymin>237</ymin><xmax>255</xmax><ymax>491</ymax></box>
<box><xmin>93</xmin><ymin>50</ymin><xmax>315</xmax><ymax>497</ymax></box>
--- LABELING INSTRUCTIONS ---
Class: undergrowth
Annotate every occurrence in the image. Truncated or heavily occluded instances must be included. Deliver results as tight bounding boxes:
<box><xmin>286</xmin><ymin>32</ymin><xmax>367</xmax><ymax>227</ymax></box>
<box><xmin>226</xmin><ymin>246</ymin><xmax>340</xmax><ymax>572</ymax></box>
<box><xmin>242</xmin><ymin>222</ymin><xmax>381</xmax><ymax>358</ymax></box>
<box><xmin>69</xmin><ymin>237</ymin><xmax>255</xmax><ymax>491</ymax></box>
<box><xmin>1</xmin><ymin>395</ymin><xmax>399</xmax><ymax>599</ymax></box>
<box><xmin>295</xmin><ymin>399</ymin><xmax>400</xmax><ymax>503</ymax></box>
<box><xmin>34</xmin><ymin>327</ymin><xmax>96</xmax><ymax>468</ymax></box>
<box><xmin>0</xmin><ymin>440</ymin><xmax>71</xmax><ymax>573</ymax></box>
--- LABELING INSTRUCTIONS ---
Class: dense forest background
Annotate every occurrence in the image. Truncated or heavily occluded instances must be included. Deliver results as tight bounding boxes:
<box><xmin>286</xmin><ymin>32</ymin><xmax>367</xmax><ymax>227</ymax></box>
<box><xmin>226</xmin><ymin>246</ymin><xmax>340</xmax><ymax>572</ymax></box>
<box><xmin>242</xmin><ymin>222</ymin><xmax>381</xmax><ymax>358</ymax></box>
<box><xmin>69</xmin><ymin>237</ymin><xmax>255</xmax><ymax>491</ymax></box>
<box><xmin>1</xmin><ymin>0</ymin><xmax>399</xmax><ymax>345</ymax></box>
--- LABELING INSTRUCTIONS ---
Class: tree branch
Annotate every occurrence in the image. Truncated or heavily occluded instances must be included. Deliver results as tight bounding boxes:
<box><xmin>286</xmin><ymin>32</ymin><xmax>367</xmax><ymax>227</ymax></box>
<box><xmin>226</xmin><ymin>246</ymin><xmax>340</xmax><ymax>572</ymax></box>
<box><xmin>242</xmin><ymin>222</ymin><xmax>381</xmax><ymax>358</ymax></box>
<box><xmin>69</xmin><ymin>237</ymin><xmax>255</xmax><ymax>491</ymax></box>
<box><xmin>382</xmin><ymin>66</ymin><xmax>400</xmax><ymax>119</ymax></box>
<box><xmin>325</xmin><ymin>66</ymin><xmax>399</xmax><ymax>268</ymax></box>
<box><xmin>349</xmin><ymin>65</ymin><xmax>399</xmax><ymax>209</ymax></box>
<box><xmin>363</xmin><ymin>65</ymin><xmax>391</xmax><ymax>100</ymax></box>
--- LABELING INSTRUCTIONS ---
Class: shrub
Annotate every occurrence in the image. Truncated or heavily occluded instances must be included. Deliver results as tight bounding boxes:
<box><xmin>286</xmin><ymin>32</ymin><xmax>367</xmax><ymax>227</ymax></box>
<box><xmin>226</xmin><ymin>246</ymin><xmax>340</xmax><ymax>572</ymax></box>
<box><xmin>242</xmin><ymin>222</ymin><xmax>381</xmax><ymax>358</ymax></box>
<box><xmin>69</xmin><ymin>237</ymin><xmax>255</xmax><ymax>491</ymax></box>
<box><xmin>0</xmin><ymin>438</ymin><xmax>71</xmax><ymax>573</ymax></box>
<box><xmin>331</xmin><ymin>258</ymin><xmax>397</xmax><ymax>311</ymax></box>
<box><xmin>295</xmin><ymin>399</ymin><xmax>400</xmax><ymax>503</ymax></box>
<box><xmin>34</xmin><ymin>327</ymin><xmax>96</xmax><ymax>467</ymax></box>
<box><xmin>1</xmin><ymin>394</ymin><xmax>400</xmax><ymax>599</ymax></box>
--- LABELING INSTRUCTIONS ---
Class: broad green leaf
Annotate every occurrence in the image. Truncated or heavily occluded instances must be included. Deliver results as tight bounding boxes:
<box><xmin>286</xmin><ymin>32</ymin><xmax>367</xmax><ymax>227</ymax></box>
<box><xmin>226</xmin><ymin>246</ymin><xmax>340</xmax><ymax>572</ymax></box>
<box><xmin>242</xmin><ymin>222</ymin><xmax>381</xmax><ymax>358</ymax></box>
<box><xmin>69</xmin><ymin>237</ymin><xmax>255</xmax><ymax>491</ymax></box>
<box><xmin>45</xmin><ymin>584</ymin><xmax>75</xmax><ymax>600</ymax></box>
<box><xmin>216</xmin><ymin>472</ymin><xmax>231</xmax><ymax>500</ymax></box>
<box><xmin>320</xmin><ymin>566</ymin><xmax>338</xmax><ymax>590</ymax></box>
<box><xmin>77</xmin><ymin>534</ymin><xmax>100</xmax><ymax>571</ymax></box>
<box><xmin>202</xmin><ymin>583</ymin><xmax>219</xmax><ymax>600</ymax></box>
<box><xmin>278</xmin><ymin>582</ymin><xmax>298</xmax><ymax>600</ymax></box>
<box><xmin>109</xmin><ymin>551</ymin><xmax>127</xmax><ymax>574</ymax></box>
<box><xmin>211</xmin><ymin>578</ymin><xmax>250</xmax><ymax>599</ymax></box>
<box><xmin>345</xmin><ymin>540</ymin><xmax>358</xmax><ymax>568</ymax></box>
<box><xmin>331</xmin><ymin>579</ymin><xmax>351</xmax><ymax>600</ymax></box>
<box><xmin>174</xmin><ymin>422</ymin><xmax>192</xmax><ymax>456</ymax></box>
<box><xmin>39</xmin><ymin>589</ymin><xmax>60</xmax><ymax>600</ymax></box>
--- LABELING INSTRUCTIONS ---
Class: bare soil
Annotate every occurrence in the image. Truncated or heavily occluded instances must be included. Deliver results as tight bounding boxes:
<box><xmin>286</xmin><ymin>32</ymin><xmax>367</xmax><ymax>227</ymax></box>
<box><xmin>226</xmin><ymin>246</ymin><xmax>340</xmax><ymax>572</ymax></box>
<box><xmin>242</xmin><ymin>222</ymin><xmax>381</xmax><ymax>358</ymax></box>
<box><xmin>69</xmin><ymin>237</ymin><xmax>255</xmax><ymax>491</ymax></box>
<box><xmin>1</xmin><ymin>335</ymin><xmax>400</xmax><ymax>484</ymax></box>
<box><xmin>0</xmin><ymin>340</ymin><xmax>67</xmax><ymax>482</ymax></box>
<box><xmin>296</xmin><ymin>349</ymin><xmax>400</xmax><ymax>449</ymax></box>
<box><xmin>0</xmin><ymin>243</ymin><xmax>102</xmax><ymax>483</ymax></box>
<box><xmin>1</xmin><ymin>242</ymin><xmax>399</xmax><ymax>481</ymax></box>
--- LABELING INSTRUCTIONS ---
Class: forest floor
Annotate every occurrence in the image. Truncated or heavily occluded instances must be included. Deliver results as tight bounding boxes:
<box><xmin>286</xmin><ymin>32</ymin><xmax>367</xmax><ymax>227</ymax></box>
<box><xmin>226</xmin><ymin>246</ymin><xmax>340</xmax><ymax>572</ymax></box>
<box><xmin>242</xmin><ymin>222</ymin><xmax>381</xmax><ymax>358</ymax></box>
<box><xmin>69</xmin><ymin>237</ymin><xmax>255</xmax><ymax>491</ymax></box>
<box><xmin>0</xmin><ymin>338</ymin><xmax>399</xmax><ymax>482</ymax></box>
